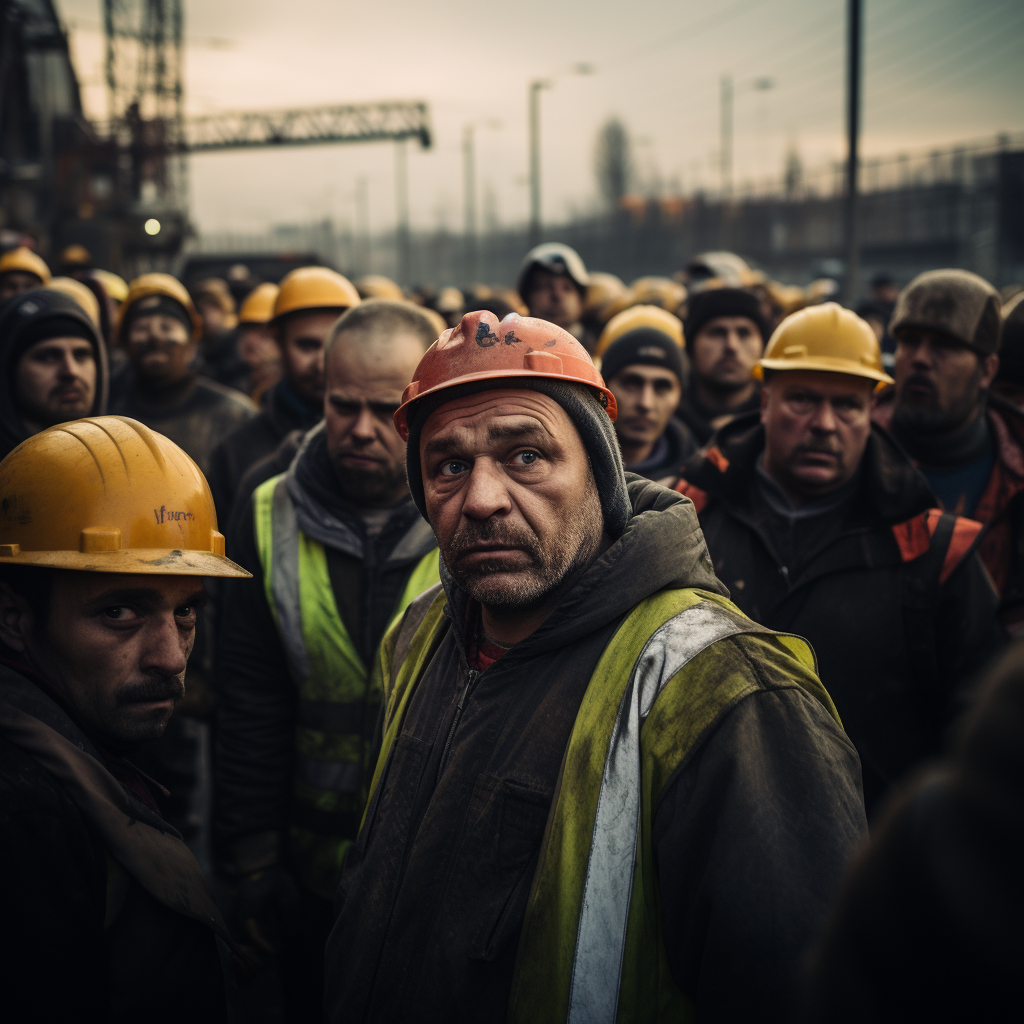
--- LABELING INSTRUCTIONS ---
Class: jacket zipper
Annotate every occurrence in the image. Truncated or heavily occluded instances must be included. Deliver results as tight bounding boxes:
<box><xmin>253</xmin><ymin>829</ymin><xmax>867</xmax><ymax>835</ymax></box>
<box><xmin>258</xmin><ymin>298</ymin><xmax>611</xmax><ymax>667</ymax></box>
<box><xmin>436</xmin><ymin>668</ymin><xmax>479</xmax><ymax>785</ymax></box>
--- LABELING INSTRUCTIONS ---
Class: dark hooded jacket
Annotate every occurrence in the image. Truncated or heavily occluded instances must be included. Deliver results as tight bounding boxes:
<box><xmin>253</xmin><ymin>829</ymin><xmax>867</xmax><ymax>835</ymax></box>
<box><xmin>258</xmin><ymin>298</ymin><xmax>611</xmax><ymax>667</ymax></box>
<box><xmin>675</xmin><ymin>413</ymin><xmax>1004</xmax><ymax>814</ymax></box>
<box><xmin>214</xmin><ymin>424</ymin><xmax>439</xmax><ymax>870</ymax></box>
<box><xmin>0</xmin><ymin>287</ymin><xmax>108</xmax><ymax>458</ymax></box>
<box><xmin>0</xmin><ymin>663</ymin><xmax>236</xmax><ymax>1022</ymax></box>
<box><xmin>675</xmin><ymin>382</ymin><xmax>761</xmax><ymax>446</ymax></box>
<box><xmin>324</xmin><ymin>477</ymin><xmax>867</xmax><ymax>1024</ymax></box>
<box><xmin>208</xmin><ymin>378</ymin><xmax>322</xmax><ymax>523</ymax></box>
<box><xmin>624</xmin><ymin>415</ymin><xmax>697</xmax><ymax>482</ymax></box>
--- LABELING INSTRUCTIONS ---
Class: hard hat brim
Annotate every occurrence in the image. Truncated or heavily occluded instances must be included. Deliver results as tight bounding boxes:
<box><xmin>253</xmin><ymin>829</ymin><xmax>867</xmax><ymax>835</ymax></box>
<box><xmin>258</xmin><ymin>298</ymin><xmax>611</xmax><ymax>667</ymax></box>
<box><xmin>0</xmin><ymin>548</ymin><xmax>252</xmax><ymax>578</ymax></box>
<box><xmin>755</xmin><ymin>357</ymin><xmax>894</xmax><ymax>387</ymax></box>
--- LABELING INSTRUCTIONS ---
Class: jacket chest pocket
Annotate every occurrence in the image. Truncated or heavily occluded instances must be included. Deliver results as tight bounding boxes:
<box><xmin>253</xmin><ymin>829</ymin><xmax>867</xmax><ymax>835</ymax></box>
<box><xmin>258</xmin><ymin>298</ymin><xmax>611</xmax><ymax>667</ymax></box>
<box><xmin>461</xmin><ymin>775</ymin><xmax>552</xmax><ymax>962</ymax></box>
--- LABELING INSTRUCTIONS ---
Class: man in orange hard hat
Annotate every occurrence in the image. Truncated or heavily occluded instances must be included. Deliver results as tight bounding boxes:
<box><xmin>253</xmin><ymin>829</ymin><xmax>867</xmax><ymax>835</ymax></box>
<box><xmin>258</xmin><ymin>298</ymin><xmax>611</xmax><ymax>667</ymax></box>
<box><xmin>324</xmin><ymin>310</ymin><xmax>865</xmax><ymax>1023</ymax></box>
<box><xmin>674</xmin><ymin>303</ymin><xmax>1003</xmax><ymax>816</ymax></box>
<box><xmin>208</xmin><ymin>267</ymin><xmax>360</xmax><ymax>525</ymax></box>
<box><xmin>0</xmin><ymin>416</ymin><xmax>251</xmax><ymax>1020</ymax></box>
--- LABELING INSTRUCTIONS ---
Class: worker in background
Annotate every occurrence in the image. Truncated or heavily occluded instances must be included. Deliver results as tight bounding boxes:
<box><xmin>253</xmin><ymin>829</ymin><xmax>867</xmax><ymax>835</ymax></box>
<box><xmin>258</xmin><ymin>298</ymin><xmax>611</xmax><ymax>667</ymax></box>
<box><xmin>109</xmin><ymin>273</ymin><xmax>256</xmax><ymax>481</ymax></box>
<box><xmin>875</xmin><ymin>269</ymin><xmax>1024</xmax><ymax>630</ymax></box>
<box><xmin>992</xmin><ymin>292</ymin><xmax>1024</xmax><ymax>410</ymax></box>
<box><xmin>234</xmin><ymin>282</ymin><xmax>283</xmax><ymax>403</ymax></box>
<box><xmin>0</xmin><ymin>247</ymin><xmax>50</xmax><ymax>301</ymax></box>
<box><xmin>207</xmin><ymin>267</ymin><xmax>359</xmax><ymax>527</ymax></box>
<box><xmin>677</xmin><ymin>286</ymin><xmax>767</xmax><ymax>444</ymax></box>
<box><xmin>193</xmin><ymin>277</ymin><xmax>248</xmax><ymax>392</ymax></box>
<box><xmin>324</xmin><ymin>310</ymin><xmax>866</xmax><ymax>1024</ymax></box>
<box><xmin>674</xmin><ymin>304</ymin><xmax>1002</xmax><ymax>815</ymax></box>
<box><xmin>0</xmin><ymin>288</ymin><xmax>107</xmax><ymax>459</ymax></box>
<box><xmin>0</xmin><ymin>416</ymin><xmax>251</xmax><ymax>1021</ymax></box>
<box><xmin>355</xmin><ymin>275</ymin><xmax>404</xmax><ymax>301</ymax></box>
<box><xmin>516</xmin><ymin>242</ymin><xmax>590</xmax><ymax>341</ymax></box>
<box><xmin>57</xmin><ymin>243</ymin><xmax>92</xmax><ymax>279</ymax></box>
<box><xmin>434</xmin><ymin>286</ymin><xmax>465</xmax><ymax>330</ymax></box>
<box><xmin>596</xmin><ymin>305</ymin><xmax>696</xmax><ymax>481</ymax></box>
<box><xmin>215</xmin><ymin>300</ymin><xmax>440</xmax><ymax>1023</ymax></box>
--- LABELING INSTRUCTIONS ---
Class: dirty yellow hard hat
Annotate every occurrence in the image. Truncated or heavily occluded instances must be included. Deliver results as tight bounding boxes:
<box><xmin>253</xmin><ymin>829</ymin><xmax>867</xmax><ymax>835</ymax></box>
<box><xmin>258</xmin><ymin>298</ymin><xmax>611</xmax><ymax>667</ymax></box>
<box><xmin>238</xmin><ymin>282</ymin><xmax>280</xmax><ymax>325</ymax></box>
<box><xmin>273</xmin><ymin>266</ymin><xmax>360</xmax><ymax>321</ymax></box>
<box><xmin>596</xmin><ymin>304</ymin><xmax>684</xmax><ymax>359</ymax></box>
<box><xmin>0</xmin><ymin>416</ymin><xmax>250</xmax><ymax>577</ymax></box>
<box><xmin>48</xmin><ymin>277</ymin><xmax>102</xmax><ymax>328</ymax></box>
<box><xmin>60</xmin><ymin>244</ymin><xmax>92</xmax><ymax>267</ymax></box>
<box><xmin>630</xmin><ymin>276</ymin><xmax>687</xmax><ymax>313</ymax></box>
<box><xmin>0</xmin><ymin>247</ymin><xmax>51</xmax><ymax>285</ymax></box>
<box><xmin>754</xmin><ymin>302</ymin><xmax>894</xmax><ymax>388</ymax></box>
<box><xmin>117</xmin><ymin>273</ymin><xmax>203</xmax><ymax>345</ymax></box>
<box><xmin>585</xmin><ymin>272</ymin><xmax>627</xmax><ymax>315</ymax></box>
<box><xmin>92</xmin><ymin>268</ymin><xmax>129</xmax><ymax>304</ymax></box>
<box><xmin>355</xmin><ymin>274</ymin><xmax>404</xmax><ymax>301</ymax></box>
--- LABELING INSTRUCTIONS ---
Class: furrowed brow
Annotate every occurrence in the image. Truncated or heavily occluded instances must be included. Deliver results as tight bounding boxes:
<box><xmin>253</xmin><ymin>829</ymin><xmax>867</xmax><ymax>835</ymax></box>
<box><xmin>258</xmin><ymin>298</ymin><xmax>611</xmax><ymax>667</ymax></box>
<box><xmin>484</xmin><ymin>421</ymin><xmax>550</xmax><ymax>446</ymax></box>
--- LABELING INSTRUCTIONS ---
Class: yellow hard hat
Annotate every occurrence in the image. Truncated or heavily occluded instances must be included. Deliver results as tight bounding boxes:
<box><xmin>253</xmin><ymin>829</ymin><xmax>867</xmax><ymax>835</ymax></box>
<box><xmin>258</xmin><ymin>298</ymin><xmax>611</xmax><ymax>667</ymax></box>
<box><xmin>630</xmin><ymin>276</ymin><xmax>687</xmax><ymax>313</ymax></box>
<box><xmin>92</xmin><ymin>268</ymin><xmax>129</xmax><ymax>304</ymax></box>
<box><xmin>117</xmin><ymin>273</ymin><xmax>203</xmax><ymax>345</ymax></box>
<box><xmin>435</xmin><ymin>287</ymin><xmax>465</xmax><ymax>314</ymax></box>
<box><xmin>355</xmin><ymin>275</ymin><xmax>404</xmax><ymax>301</ymax></box>
<box><xmin>48</xmin><ymin>277</ymin><xmax>102</xmax><ymax>328</ymax></box>
<box><xmin>60</xmin><ymin>244</ymin><xmax>92</xmax><ymax>267</ymax></box>
<box><xmin>273</xmin><ymin>267</ymin><xmax>360</xmax><ymax>321</ymax></box>
<box><xmin>0</xmin><ymin>247</ymin><xmax>51</xmax><ymax>285</ymax></box>
<box><xmin>0</xmin><ymin>416</ymin><xmax>250</xmax><ymax>577</ymax></box>
<box><xmin>238</xmin><ymin>282</ymin><xmax>280</xmax><ymax>324</ymax></box>
<box><xmin>585</xmin><ymin>272</ymin><xmax>627</xmax><ymax>315</ymax></box>
<box><xmin>754</xmin><ymin>302</ymin><xmax>894</xmax><ymax>388</ymax></box>
<box><xmin>596</xmin><ymin>304</ymin><xmax>684</xmax><ymax>359</ymax></box>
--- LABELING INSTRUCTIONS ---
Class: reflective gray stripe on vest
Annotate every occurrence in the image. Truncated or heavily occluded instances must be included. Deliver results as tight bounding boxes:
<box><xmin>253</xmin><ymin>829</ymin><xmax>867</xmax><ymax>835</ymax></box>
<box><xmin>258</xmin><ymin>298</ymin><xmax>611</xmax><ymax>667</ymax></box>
<box><xmin>269</xmin><ymin>477</ymin><xmax>310</xmax><ymax>684</ymax></box>
<box><xmin>567</xmin><ymin>601</ymin><xmax>775</xmax><ymax>1024</ymax></box>
<box><xmin>295</xmin><ymin>754</ymin><xmax>362</xmax><ymax>793</ymax></box>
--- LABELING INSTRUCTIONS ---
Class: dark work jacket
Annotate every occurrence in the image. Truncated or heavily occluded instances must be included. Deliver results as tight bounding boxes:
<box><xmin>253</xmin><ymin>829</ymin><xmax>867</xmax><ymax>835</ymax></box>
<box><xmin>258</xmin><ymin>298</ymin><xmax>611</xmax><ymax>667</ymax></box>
<box><xmin>325</xmin><ymin>477</ymin><xmax>867</xmax><ymax>1024</ymax></box>
<box><xmin>624</xmin><ymin>415</ymin><xmax>698</xmax><ymax>483</ymax></box>
<box><xmin>208</xmin><ymin>378</ymin><xmax>322</xmax><ymax>524</ymax></box>
<box><xmin>0</xmin><ymin>665</ymin><xmax>235</xmax><ymax>1023</ymax></box>
<box><xmin>109</xmin><ymin>373</ymin><xmax>256</xmax><ymax>479</ymax></box>
<box><xmin>676</xmin><ymin>381</ymin><xmax>761</xmax><ymax>446</ymax></box>
<box><xmin>676</xmin><ymin>414</ymin><xmax>1005</xmax><ymax>815</ymax></box>
<box><xmin>214</xmin><ymin>426</ymin><xmax>438</xmax><ymax>874</ymax></box>
<box><xmin>802</xmin><ymin>640</ymin><xmax>1024</xmax><ymax>1023</ymax></box>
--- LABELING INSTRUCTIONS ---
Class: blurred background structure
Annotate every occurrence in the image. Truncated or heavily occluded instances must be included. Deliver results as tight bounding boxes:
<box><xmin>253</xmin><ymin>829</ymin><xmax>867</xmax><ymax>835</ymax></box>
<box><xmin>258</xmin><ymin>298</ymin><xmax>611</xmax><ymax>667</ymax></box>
<box><xmin>1</xmin><ymin>0</ymin><xmax>1022</xmax><ymax>293</ymax></box>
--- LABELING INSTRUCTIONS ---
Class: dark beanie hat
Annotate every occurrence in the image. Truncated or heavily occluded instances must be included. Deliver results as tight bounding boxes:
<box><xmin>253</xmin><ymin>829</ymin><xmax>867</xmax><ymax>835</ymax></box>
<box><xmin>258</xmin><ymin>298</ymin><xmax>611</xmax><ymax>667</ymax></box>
<box><xmin>0</xmin><ymin>287</ymin><xmax>101</xmax><ymax>365</ymax></box>
<box><xmin>684</xmin><ymin>287</ymin><xmax>767</xmax><ymax>351</ymax></box>
<box><xmin>123</xmin><ymin>293</ymin><xmax>195</xmax><ymax>336</ymax></box>
<box><xmin>997</xmin><ymin>294</ymin><xmax>1024</xmax><ymax>386</ymax></box>
<box><xmin>600</xmin><ymin>327</ymin><xmax>685</xmax><ymax>386</ymax></box>
<box><xmin>405</xmin><ymin>376</ymin><xmax>632</xmax><ymax>539</ymax></box>
<box><xmin>890</xmin><ymin>269</ymin><xmax>1001</xmax><ymax>356</ymax></box>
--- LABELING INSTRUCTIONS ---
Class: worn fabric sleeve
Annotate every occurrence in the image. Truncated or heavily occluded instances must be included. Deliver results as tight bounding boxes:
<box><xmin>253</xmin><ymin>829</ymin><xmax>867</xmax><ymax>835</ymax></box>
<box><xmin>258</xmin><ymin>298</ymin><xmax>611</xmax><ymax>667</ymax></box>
<box><xmin>213</xmin><ymin>493</ymin><xmax>296</xmax><ymax>866</ymax></box>
<box><xmin>652</xmin><ymin>682</ymin><xmax>867</xmax><ymax>1024</ymax></box>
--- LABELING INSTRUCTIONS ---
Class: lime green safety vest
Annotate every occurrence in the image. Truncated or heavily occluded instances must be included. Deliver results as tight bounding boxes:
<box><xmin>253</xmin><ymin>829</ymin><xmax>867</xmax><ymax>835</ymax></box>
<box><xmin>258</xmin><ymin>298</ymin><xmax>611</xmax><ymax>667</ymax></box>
<box><xmin>368</xmin><ymin>584</ymin><xmax>838</xmax><ymax>1023</ymax></box>
<box><xmin>253</xmin><ymin>474</ymin><xmax>440</xmax><ymax>899</ymax></box>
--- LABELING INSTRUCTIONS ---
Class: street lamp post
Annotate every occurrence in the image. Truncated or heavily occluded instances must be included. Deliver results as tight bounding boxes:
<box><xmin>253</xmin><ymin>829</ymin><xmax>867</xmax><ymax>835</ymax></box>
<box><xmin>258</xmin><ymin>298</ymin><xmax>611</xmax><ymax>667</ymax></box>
<box><xmin>528</xmin><ymin>79</ymin><xmax>550</xmax><ymax>247</ymax></box>
<box><xmin>463</xmin><ymin>124</ymin><xmax>477</xmax><ymax>283</ymax></box>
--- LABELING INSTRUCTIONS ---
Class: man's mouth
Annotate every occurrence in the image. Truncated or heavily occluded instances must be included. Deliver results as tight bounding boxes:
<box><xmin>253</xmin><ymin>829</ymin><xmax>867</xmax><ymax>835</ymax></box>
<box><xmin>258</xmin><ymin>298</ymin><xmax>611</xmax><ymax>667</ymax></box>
<box><xmin>338</xmin><ymin>450</ymin><xmax>383</xmax><ymax>468</ymax></box>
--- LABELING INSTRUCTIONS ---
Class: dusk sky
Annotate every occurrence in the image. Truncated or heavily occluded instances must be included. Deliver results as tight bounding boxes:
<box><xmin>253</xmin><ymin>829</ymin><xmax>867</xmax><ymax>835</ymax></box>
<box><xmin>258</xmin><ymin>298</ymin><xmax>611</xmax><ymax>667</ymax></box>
<box><xmin>60</xmin><ymin>0</ymin><xmax>1024</xmax><ymax>236</ymax></box>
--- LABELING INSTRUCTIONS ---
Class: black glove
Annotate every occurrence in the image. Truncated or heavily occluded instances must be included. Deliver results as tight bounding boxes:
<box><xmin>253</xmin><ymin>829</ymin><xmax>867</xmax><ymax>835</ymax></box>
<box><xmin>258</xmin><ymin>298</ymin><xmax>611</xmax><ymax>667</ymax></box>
<box><xmin>233</xmin><ymin>864</ymin><xmax>302</xmax><ymax>963</ymax></box>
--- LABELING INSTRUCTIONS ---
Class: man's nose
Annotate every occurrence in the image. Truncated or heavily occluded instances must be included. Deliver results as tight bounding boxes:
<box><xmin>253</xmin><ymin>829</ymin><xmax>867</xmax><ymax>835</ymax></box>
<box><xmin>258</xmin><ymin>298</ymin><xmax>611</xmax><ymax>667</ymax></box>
<box><xmin>636</xmin><ymin>384</ymin><xmax>655</xmax><ymax>411</ymax></box>
<box><xmin>350</xmin><ymin>406</ymin><xmax>377</xmax><ymax>441</ymax></box>
<box><xmin>461</xmin><ymin>460</ymin><xmax>513</xmax><ymax>520</ymax></box>
<box><xmin>141</xmin><ymin>615</ymin><xmax>189</xmax><ymax>679</ymax></box>
<box><xmin>809</xmin><ymin>401</ymin><xmax>839</xmax><ymax>432</ymax></box>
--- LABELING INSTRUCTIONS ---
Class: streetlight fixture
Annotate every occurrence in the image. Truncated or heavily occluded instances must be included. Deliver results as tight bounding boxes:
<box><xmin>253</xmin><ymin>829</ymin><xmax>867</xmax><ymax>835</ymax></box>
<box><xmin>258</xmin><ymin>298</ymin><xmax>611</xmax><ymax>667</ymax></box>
<box><xmin>463</xmin><ymin>119</ymin><xmax>502</xmax><ymax>283</ymax></box>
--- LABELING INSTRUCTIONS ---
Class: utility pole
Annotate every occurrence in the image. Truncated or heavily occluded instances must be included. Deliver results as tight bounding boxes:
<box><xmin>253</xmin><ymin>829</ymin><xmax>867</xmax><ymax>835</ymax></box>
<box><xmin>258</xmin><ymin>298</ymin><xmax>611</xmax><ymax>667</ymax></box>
<box><xmin>842</xmin><ymin>0</ymin><xmax>862</xmax><ymax>305</ymax></box>
<box><xmin>528</xmin><ymin>79</ymin><xmax>549</xmax><ymax>247</ymax></box>
<box><xmin>720</xmin><ymin>74</ymin><xmax>733</xmax><ymax>201</ymax></box>
<box><xmin>463</xmin><ymin>124</ymin><xmax>477</xmax><ymax>283</ymax></box>
<box><xmin>394</xmin><ymin>139</ymin><xmax>411</xmax><ymax>285</ymax></box>
<box><xmin>356</xmin><ymin>176</ymin><xmax>370</xmax><ymax>272</ymax></box>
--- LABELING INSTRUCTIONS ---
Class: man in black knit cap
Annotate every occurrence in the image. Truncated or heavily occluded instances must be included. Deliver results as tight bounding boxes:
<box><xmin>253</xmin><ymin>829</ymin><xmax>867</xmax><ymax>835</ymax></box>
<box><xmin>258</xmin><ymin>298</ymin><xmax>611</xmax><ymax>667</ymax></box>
<box><xmin>0</xmin><ymin>287</ymin><xmax>108</xmax><ymax>458</ymax></box>
<box><xmin>678</xmin><ymin>287</ymin><xmax>768</xmax><ymax>444</ymax></box>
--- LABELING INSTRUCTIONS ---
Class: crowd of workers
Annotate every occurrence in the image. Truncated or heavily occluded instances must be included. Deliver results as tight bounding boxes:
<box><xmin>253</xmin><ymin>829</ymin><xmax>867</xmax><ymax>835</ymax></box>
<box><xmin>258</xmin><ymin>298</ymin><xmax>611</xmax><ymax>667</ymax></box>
<box><xmin>0</xmin><ymin>234</ymin><xmax>1022</xmax><ymax>1023</ymax></box>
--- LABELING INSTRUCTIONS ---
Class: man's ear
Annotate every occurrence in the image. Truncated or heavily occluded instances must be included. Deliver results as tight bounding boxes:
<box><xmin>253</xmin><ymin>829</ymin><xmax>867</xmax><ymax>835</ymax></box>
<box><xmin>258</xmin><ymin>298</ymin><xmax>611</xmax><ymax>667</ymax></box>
<box><xmin>981</xmin><ymin>352</ymin><xmax>1000</xmax><ymax>390</ymax></box>
<box><xmin>0</xmin><ymin>582</ymin><xmax>33</xmax><ymax>653</ymax></box>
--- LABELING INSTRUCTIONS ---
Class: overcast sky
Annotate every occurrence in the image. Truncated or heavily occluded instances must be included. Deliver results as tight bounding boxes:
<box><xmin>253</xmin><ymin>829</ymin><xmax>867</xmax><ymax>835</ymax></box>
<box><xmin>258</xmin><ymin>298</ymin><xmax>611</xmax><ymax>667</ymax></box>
<box><xmin>60</xmin><ymin>0</ymin><xmax>1024</xmax><ymax>236</ymax></box>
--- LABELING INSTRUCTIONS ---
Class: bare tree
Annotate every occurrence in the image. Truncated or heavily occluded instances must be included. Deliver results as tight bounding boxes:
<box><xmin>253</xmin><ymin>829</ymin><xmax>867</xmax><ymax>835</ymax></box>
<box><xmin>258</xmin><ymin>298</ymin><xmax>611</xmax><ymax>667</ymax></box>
<box><xmin>595</xmin><ymin>118</ymin><xmax>633</xmax><ymax>212</ymax></box>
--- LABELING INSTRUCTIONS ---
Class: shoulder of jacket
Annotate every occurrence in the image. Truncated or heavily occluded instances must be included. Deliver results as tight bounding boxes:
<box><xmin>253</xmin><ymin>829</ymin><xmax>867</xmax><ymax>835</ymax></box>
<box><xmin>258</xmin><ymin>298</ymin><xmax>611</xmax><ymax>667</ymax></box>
<box><xmin>891</xmin><ymin>508</ymin><xmax>984</xmax><ymax>584</ymax></box>
<box><xmin>672</xmin><ymin>477</ymin><xmax>710</xmax><ymax>513</ymax></box>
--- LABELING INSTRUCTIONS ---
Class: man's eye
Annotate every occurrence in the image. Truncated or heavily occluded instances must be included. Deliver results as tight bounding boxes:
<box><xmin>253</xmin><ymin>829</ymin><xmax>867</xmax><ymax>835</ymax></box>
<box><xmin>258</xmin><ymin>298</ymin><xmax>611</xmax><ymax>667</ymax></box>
<box><xmin>511</xmin><ymin>450</ymin><xmax>540</xmax><ymax>467</ymax></box>
<box><xmin>440</xmin><ymin>461</ymin><xmax>468</xmax><ymax>477</ymax></box>
<box><xmin>102</xmin><ymin>606</ymin><xmax>137</xmax><ymax>622</ymax></box>
<box><xmin>176</xmin><ymin>605</ymin><xmax>198</xmax><ymax>620</ymax></box>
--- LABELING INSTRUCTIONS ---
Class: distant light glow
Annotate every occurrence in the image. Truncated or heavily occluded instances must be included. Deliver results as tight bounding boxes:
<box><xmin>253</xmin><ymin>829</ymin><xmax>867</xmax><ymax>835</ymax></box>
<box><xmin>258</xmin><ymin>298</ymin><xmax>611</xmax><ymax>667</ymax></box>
<box><xmin>144</xmin><ymin>218</ymin><xmax>162</xmax><ymax>236</ymax></box>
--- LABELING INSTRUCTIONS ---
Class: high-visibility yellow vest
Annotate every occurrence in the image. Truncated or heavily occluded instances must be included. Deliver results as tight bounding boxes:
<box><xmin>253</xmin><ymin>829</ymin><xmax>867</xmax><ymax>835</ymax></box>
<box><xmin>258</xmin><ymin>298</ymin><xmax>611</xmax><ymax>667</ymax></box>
<box><xmin>368</xmin><ymin>585</ymin><xmax>837</xmax><ymax>1022</ymax></box>
<box><xmin>253</xmin><ymin>474</ymin><xmax>440</xmax><ymax>899</ymax></box>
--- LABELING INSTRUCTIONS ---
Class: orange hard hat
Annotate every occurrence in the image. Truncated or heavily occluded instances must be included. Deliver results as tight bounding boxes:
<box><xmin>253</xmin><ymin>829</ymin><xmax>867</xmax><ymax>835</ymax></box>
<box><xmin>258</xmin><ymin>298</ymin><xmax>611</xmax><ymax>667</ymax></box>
<box><xmin>273</xmin><ymin>266</ymin><xmax>360</xmax><ymax>320</ymax></box>
<box><xmin>0</xmin><ymin>416</ymin><xmax>249</xmax><ymax>577</ymax></box>
<box><xmin>394</xmin><ymin>310</ymin><xmax>616</xmax><ymax>440</ymax></box>
<box><xmin>238</xmin><ymin>282</ymin><xmax>280</xmax><ymax>324</ymax></box>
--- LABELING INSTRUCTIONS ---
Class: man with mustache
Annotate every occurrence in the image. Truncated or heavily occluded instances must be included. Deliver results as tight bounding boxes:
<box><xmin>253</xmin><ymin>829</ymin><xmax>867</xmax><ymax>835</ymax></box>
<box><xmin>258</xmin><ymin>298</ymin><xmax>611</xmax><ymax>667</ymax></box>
<box><xmin>596</xmin><ymin>304</ymin><xmax>696</xmax><ymax>482</ymax></box>
<box><xmin>0</xmin><ymin>416</ymin><xmax>252</xmax><ymax>1021</ymax></box>
<box><xmin>324</xmin><ymin>311</ymin><xmax>867</xmax><ymax>1024</ymax></box>
<box><xmin>0</xmin><ymin>287</ymin><xmax>108</xmax><ymax>459</ymax></box>
<box><xmin>677</xmin><ymin>285</ymin><xmax>768</xmax><ymax>443</ymax></box>
<box><xmin>215</xmin><ymin>299</ymin><xmax>440</xmax><ymax>1022</ymax></box>
<box><xmin>674</xmin><ymin>303</ymin><xmax>1003</xmax><ymax>816</ymax></box>
<box><xmin>873</xmin><ymin>269</ymin><xmax>1024</xmax><ymax>632</ymax></box>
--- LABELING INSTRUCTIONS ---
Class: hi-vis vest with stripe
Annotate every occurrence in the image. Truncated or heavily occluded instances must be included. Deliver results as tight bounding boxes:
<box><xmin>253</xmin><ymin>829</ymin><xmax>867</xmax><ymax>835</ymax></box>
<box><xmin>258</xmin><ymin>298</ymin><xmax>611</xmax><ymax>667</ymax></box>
<box><xmin>366</xmin><ymin>584</ymin><xmax>838</xmax><ymax>1023</ymax></box>
<box><xmin>253</xmin><ymin>474</ymin><xmax>440</xmax><ymax>899</ymax></box>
